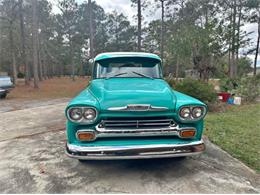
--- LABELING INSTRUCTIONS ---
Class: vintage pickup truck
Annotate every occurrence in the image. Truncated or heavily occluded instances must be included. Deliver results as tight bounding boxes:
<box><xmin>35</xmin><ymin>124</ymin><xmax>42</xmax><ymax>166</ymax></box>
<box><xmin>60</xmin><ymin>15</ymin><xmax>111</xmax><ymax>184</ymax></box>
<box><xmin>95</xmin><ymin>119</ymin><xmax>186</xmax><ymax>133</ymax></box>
<box><xmin>0</xmin><ymin>76</ymin><xmax>14</xmax><ymax>99</ymax></box>
<box><xmin>65</xmin><ymin>52</ymin><xmax>207</xmax><ymax>160</ymax></box>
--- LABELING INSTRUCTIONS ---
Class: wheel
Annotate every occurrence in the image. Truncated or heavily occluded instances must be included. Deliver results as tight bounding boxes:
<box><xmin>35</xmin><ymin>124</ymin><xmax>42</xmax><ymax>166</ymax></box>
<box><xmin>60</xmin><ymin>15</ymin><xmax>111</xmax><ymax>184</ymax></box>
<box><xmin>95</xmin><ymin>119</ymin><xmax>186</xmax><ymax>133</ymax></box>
<box><xmin>0</xmin><ymin>93</ymin><xmax>7</xmax><ymax>99</ymax></box>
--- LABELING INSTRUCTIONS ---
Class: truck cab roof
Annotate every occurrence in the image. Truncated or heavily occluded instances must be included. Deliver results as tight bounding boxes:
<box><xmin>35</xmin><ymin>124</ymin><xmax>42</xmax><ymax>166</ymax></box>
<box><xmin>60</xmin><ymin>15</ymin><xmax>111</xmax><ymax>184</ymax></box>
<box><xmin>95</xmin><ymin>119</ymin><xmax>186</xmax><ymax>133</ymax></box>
<box><xmin>94</xmin><ymin>52</ymin><xmax>161</xmax><ymax>62</ymax></box>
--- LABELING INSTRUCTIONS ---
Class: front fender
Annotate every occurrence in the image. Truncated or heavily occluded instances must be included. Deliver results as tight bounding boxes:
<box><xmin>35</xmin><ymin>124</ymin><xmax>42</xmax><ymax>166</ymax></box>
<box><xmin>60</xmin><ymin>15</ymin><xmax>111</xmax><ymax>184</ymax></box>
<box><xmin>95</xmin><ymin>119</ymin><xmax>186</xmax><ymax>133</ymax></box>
<box><xmin>172</xmin><ymin>90</ymin><xmax>207</xmax><ymax>122</ymax></box>
<box><xmin>65</xmin><ymin>88</ymin><xmax>100</xmax><ymax>119</ymax></box>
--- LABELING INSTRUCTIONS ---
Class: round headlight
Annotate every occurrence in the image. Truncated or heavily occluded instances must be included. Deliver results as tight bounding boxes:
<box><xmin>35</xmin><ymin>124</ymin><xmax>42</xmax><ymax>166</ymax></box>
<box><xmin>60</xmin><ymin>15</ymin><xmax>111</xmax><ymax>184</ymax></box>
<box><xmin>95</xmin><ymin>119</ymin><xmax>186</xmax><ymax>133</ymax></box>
<box><xmin>69</xmin><ymin>108</ymin><xmax>82</xmax><ymax>121</ymax></box>
<box><xmin>83</xmin><ymin>108</ymin><xmax>97</xmax><ymax>121</ymax></box>
<box><xmin>192</xmin><ymin>107</ymin><xmax>203</xmax><ymax>118</ymax></box>
<box><xmin>180</xmin><ymin>107</ymin><xmax>191</xmax><ymax>119</ymax></box>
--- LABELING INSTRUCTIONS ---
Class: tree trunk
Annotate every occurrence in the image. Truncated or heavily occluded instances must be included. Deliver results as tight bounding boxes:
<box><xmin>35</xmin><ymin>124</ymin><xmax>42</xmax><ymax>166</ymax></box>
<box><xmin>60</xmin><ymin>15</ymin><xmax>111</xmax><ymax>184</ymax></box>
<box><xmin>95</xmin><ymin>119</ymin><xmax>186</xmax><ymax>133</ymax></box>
<box><xmin>88</xmin><ymin>0</ymin><xmax>94</xmax><ymax>58</ymax></box>
<box><xmin>42</xmin><ymin>52</ymin><xmax>47</xmax><ymax>79</ymax></box>
<box><xmin>72</xmin><ymin>60</ymin><xmax>75</xmax><ymax>81</ymax></box>
<box><xmin>9</xmin><ymin>22</ymin><xmax>17</xmax><ymax>85</ymax></box>
<box><xmin>80</xmin><ymin>57</ymin><xmax>84</xmax><ymax>76</ymax></box>
<box><xmin>11</xmin><ymin>50</ymin><xmax>17</xmax><ymax>84</ymax></box>
<box><xmin>32</xmin><ymin>0</ymin><xmax>39</xmax><ymax>88</ymax></box>
<box><xmin>160</xmin><ymin>0</ymin><xmax>165</xmax><ymax>66</ymax></box>
<box><xmin>69</xmin><ymin>32</ymin><xmax>75</xmax><ymax>81</ymax></box>
<box><xmin>230</xmin><ymin>0</ymin><xmax>237</xmax><ymax>78</ymax></box>
<box><xmin>0</xmin><ymin>20</ymin><xmax>2</xmax><ymax>69</ymax></box>
<box><xmin>38</xmin><ymin>32</ymin><xmax>43</xmax><ymax>81</ymax></box>
<box><xmin>228</xmin><ymin>6</ymin><xmax>232</xmax><ymax>75</ymax></box>
<box><xmin>19</xmin><ymin>0</ymin><xmax>29</xmax><ymax>85</ymax></box>
<box><xmin>52</xmin><ymin>64</ymin><xmax>55</xmax><ymax>77</ymax></box>
<box><xmin>254</xmin><ymin>17</ymin><xmax>260</xmax><ymax>76</ymax></box>
<box><xmin>235</xmin><ymin>0</ymin><xmax>242</xmax><ymax>74</ymax></box>
<box><xmin>228</xmin><ymin>44</ymin><xmax>231</xmax><ymax>75</ymax></box>
<box><xmin>137</xmin><ymin>0</ymin><xmax>141</xmax><ymax>51</ymax></box>
<box><xmin>38</xmin><ymin>54</ymin><xmax>43</xmax><ymax>81</ymax></box>
<box><xmin>175</xmin><ymin>57</ymin><xmax>179</xmax><ymax>81</ymax></box>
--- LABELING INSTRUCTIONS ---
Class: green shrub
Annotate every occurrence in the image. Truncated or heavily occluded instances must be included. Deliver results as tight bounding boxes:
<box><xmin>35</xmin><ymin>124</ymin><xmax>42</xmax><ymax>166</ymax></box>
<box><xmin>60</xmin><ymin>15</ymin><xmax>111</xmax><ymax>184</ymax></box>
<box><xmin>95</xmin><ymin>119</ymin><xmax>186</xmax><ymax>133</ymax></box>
<box><xmin>165</xmin><ymin>78</ymin><xmax>176</xmax><ymax>87</ymax></box>
<box><xmin>236</xmin><ymin>76</ymin><xmax>260</xmax><ymax>102</ymax></box>
<box><xmin>219</xmin><ymin>78</ymin><xmax>239</xmax><ymax>93</ymax></box>
<box><xmin>256</xmin><ymin>73</ymin><xmax>260</xmax><ymax>80</ymax></box>
<box><xmin>17</xmin><ymin>72</ymin><xmax>25</xmax><ymax>78</ymax></box>
<box><xmin>173</xmin><ymin>79</ymin><xmax>217</xmax><ymax>103</ymax></box>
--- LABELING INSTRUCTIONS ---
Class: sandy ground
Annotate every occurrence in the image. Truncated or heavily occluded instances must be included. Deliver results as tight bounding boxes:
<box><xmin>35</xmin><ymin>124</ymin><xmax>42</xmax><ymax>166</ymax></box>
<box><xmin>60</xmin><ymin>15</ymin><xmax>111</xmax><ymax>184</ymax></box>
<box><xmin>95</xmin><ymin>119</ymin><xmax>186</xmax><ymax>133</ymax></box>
<box><xmin>0</xmin><ymin>100</ymin><xmax>259</xmax><ymax>193</ymax></box>
<box><xmin>0</xmin><ymin>98</ymin><xmax>70</xmax><ymax>113</ymax></box>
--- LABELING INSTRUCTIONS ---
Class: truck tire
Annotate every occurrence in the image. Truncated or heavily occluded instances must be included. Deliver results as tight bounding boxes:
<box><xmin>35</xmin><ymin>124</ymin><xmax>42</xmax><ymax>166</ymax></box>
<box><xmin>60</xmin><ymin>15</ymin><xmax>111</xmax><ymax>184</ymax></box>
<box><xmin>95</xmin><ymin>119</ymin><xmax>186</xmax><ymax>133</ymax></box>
<box><xmin>0</xmin><ymin>93</ymin><xmax>7</xmax><ymax>99</ymax></box>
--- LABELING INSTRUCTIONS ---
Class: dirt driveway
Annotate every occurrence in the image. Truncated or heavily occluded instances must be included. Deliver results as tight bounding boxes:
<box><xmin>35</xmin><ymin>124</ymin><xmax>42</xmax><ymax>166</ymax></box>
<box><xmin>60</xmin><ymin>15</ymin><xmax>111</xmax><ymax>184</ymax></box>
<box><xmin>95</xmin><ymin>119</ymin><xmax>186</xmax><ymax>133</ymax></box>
<box><xmin>0</xmin><ymin>99</ymin><xmax>259</xmax><ymax>193</ymax></box>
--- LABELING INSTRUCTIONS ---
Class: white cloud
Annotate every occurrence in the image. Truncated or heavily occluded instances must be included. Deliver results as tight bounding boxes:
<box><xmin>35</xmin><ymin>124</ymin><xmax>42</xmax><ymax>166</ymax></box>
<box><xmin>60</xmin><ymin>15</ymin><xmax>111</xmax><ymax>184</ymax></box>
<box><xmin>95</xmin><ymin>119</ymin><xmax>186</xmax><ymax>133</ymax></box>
<box><xmin>96</xmin><ymin>0</ymin><xmax>134</xmax><ymax>17</ymax></box>
<box><xmin>95</xmin><ymin>0</ymin><xmax>161</xmax><ymax>25</ymax></box>
<box><xmin>50</xmin><ymin>0</ymin><xmax>160</xmax><ymax>25</ymax></box>
<box><xmin>49</xmin><ymin>0</ymin><xmax>61</xmax><ymax>14</ymax></box>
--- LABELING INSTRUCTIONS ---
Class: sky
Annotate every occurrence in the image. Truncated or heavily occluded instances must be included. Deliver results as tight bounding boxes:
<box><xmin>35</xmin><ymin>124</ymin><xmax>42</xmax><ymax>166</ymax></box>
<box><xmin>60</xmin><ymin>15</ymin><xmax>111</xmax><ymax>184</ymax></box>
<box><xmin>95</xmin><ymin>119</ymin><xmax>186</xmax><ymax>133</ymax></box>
<box><xmin>51</xmin><ymin>0</ymin><xmax>161</xmax><ymax>23</ymax></box>
<box><xmin>50</xmin><ymin>0</ymin><xmax>259</xmax><ymax>66</ymax></box>
<box><xmin>95</xmin><ymin>0</ymin><xmax>136</xmax><ymax>21</ymax></box>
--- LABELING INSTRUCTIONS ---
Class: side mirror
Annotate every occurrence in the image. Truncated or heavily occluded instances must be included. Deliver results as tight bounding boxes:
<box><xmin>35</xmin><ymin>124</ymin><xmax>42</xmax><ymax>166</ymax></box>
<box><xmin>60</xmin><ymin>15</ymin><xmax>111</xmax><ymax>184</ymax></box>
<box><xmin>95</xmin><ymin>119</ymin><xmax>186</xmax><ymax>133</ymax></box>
<box><xmin>88</xmin><ymin>59</ymin><xmax>94</xmax><ymax>64</ymax></box>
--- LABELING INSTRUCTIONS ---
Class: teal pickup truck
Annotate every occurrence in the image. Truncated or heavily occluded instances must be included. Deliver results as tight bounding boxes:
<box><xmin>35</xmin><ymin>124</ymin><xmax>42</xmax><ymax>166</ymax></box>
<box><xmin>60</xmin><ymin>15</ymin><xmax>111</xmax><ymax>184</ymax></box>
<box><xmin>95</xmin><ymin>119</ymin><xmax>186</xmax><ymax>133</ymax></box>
<box><xmin>65</xmin><ymin>52</ymin><xmax>207</xmax><ymax>160</ymax></box>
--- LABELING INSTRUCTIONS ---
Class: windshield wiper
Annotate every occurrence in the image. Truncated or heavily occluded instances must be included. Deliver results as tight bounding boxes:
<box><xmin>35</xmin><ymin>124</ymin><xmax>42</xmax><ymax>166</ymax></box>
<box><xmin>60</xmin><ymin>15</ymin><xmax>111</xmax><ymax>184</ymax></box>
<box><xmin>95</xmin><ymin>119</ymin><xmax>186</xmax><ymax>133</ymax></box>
<box><xmin>106</xmin><ymin>72</ymin><xmax>128</xmax><ymax>79</ymax></box>
<box><xmin>132</xmin><ymin>71</ymin><xmax>154</xmax><ymax>79</ymax></box>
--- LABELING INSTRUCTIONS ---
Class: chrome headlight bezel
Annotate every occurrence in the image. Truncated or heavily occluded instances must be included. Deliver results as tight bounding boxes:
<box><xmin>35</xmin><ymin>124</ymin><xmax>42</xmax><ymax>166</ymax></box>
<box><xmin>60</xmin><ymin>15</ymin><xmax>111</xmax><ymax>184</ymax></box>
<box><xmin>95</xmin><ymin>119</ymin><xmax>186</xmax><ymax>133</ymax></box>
<box><xmin>178</xmin><ymin>105</ymin><xmax>206</xmax><ymax>122</ymax></box>
<box><xmin>67</xmin><ymin>106</ymin><xmax>98</xmax><ymax>124</ymax></box>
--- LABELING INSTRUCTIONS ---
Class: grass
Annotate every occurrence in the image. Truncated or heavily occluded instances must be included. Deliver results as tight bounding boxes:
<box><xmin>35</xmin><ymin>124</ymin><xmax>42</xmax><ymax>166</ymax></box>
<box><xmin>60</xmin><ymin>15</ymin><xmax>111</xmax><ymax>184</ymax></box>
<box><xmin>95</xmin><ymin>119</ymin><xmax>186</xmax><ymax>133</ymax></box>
<box><xmin>8</xmin><ymin>77</ymin><xmax>89</xmax><ymax>100</ymax></box>
<box><xmin>204</xmin><ymin>103</ymin><xmax>260</xmax><ymax>172</ymax></box>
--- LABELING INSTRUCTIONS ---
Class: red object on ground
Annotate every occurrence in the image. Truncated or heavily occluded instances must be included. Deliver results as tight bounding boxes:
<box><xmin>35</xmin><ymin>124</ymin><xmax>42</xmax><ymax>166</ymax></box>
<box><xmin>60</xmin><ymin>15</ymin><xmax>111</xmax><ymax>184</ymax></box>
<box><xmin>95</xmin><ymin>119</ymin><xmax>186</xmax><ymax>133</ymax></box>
<box><xmin>217</xmin><ymin>92</ymin><xmax>231</xmax><ymax>102</ymax></box>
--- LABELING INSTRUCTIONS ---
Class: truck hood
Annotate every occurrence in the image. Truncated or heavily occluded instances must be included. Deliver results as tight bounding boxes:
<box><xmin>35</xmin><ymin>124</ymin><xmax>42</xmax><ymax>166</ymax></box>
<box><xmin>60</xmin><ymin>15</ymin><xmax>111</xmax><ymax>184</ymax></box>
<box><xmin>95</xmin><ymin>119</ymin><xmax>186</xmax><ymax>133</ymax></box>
<box><xmin>89</xmin><ymin>78</ymin><xmax>176</xmax><ymax>111</ymax></box>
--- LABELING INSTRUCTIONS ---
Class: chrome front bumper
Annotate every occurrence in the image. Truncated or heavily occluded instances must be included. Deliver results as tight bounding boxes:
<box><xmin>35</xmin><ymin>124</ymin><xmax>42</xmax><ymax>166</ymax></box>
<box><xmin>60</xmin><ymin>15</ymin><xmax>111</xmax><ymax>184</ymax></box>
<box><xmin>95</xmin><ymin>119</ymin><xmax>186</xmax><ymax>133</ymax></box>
<box><xmin>77</xmin><ymin>124</ymin><xmax>197</xmax><ymax>141</ymax></box>
<box><xmin>66</xmin><ymin>140</ymin><xmax>205</xmax><ymax>160</ymax></box>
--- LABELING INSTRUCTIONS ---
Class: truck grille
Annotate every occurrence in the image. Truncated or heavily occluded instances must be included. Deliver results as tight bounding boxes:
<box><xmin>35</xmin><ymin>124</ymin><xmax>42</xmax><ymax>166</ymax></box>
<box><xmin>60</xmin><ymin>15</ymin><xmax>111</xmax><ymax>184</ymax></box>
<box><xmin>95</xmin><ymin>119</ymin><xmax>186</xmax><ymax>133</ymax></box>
<box><xmin>99</xmin><ymin>118</ymin><xmax>176</xmax><ymax>129</ymax></box>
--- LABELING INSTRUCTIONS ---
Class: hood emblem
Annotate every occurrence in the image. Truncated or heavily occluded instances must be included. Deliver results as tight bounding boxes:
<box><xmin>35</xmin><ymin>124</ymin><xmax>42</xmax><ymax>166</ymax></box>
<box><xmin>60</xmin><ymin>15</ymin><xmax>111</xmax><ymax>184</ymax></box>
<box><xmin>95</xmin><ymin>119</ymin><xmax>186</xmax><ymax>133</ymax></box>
<box><xmin>108</xmin><ymin>104</ymin><xmax>168</xmax><ymax>111</ymax></box>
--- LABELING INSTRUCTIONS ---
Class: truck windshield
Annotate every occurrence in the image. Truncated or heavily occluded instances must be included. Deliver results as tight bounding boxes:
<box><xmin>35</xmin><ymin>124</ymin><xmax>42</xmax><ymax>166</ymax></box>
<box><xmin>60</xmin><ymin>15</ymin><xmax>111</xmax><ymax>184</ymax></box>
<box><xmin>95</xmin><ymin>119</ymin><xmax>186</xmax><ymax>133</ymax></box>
<box><xmin>93</xmin><ymin>57</ymin><xmax>162</xmax><ymax>79</ymax></box>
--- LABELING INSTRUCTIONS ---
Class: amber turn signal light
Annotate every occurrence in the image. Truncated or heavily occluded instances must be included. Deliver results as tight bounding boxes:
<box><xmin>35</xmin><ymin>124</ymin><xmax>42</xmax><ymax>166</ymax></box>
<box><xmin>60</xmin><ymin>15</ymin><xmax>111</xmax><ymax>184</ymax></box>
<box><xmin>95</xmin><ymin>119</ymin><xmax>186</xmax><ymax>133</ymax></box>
<box><xmin>180</xmin><ymin>129</ymin><xmax>196</xmax><ymax>138</ymax></box>
<box><xmin>77</xmin><ymin>131</ymin><xmax>96</xmax><ymax>141</ymax></box>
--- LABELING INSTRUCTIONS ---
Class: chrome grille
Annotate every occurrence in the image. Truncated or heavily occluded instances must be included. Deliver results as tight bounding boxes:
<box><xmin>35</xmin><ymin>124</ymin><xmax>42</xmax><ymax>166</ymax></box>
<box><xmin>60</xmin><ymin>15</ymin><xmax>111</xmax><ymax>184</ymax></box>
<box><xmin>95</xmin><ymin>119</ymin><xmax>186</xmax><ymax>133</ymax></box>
<box><xmin>99</xmin><ymin>118</ymin><xmax>176</xmax><ymax>129</ymax></box>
